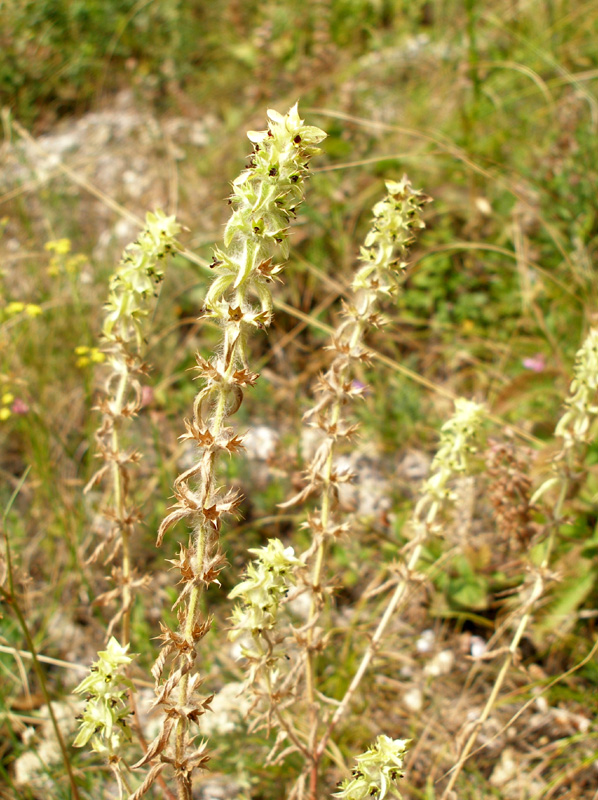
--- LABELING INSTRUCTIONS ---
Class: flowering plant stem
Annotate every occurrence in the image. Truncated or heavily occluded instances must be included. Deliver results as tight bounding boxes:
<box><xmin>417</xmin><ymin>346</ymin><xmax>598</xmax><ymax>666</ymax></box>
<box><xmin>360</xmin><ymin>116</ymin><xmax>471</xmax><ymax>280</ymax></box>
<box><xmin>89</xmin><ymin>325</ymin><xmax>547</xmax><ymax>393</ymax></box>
<box><xmin>135</xmin><ymin>105</ymin><xmax>325</xmax><ymax>800</ymax></box>
<box><xmin>87</xmin><ymin>210</ymin><xmax>180</xmax><ymax>648</ymax></box>
<box><xmin>112</xmin><ymin>371</ymin><xmax>132</xmax><ymax>646</ymax></box>
<box><xmin>275</xmin><ymin>179</ymin><xmax>429</xmax><ymax>798</ymax></box>
<box><xmin>315</xmin><ymin>533</ymin><xmax>424</xmax><ymax>764</ymax></box>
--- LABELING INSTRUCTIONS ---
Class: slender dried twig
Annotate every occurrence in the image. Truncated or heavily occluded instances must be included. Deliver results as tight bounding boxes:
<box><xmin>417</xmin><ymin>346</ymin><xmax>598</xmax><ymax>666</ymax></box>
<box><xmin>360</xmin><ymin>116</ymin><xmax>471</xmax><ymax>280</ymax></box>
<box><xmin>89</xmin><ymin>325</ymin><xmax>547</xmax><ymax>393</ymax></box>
<box><xmin>86</xmin><ymin>211</ymin><xmax>180</xmax><ymax>645</ymax></box>
<box><xmin>287</xmin><ymin>179</ymin><xmax>430</xmax><ymax>799</ymax></box>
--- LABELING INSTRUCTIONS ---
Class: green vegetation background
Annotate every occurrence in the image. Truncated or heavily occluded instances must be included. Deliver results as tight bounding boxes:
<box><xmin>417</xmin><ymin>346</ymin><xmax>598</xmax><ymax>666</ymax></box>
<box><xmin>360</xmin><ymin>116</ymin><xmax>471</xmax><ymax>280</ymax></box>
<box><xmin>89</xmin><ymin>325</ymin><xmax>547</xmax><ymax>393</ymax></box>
<box><xmin>1</xmin><ymin>1</ymin><xmax>598</xmax><ymax>798</ymax></box>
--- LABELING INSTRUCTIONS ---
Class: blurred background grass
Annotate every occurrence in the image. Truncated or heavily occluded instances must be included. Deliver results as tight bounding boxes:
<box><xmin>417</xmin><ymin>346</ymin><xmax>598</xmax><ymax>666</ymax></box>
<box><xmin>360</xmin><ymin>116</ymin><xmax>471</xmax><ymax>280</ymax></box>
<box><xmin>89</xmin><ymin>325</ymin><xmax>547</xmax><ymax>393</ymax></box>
<box><xmin>1</xmin><ymin>1</ymin><xmax>598</xmax><ymax>798</ymax></box>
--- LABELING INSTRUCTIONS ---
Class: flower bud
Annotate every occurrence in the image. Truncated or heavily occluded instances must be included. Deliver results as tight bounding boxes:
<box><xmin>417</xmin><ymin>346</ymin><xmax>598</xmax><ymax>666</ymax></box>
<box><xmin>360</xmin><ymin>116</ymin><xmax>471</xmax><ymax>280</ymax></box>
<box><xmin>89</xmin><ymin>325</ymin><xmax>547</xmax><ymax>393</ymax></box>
<box><xmin>334</xmin><ymin>735</ymin><xmax>410</xmax><ymax>799</ymax></box>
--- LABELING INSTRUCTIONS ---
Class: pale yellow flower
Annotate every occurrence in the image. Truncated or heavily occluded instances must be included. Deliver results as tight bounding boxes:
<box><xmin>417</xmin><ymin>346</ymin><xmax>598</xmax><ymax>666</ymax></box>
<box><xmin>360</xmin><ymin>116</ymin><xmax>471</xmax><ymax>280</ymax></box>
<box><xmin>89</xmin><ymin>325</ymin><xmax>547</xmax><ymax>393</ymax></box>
<box><xmin>45</xmin><ymin>238</ymin><xmax>71</xmax><ymax>255</ymax></box>
<box><xmin>25</xmin><ymin>304</ymin><xmax>42</xmax><ymax>317</ymax></box>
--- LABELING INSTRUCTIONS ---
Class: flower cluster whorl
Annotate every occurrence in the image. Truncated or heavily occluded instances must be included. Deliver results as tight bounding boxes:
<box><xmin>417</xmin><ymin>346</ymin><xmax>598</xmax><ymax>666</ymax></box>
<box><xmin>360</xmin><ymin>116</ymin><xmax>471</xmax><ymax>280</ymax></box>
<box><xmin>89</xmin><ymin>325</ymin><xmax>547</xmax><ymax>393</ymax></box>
<box><xmin>229</xmin><ymin>539</ymin><xmax>301</xmax><ymax>651</ymax></box>
<box><xmin>352</xmin><ymin>177</ymin><xmax>428</xmax><ymax>297</ymax></box>
<box><xmin>331</xmin><ymin>178</ymin><xmax>429</xmax><ymax>376</ymax></box>
<box><xmin>416</xmin><ymin>398</ymin><xmax>485</xmax><ymax>522</ymax></box>
<box><xmin>334</xmin><ymin>735</ymin><xmax>410</xmax><ymax>800</ymax></box>
<box><xmin>203</xmin><ymin>105</ymin><xmax>326</xmax><ymax>372</ymax></box>
<box><xmin>73</xmin><ymin>638</ymin><xmax>135</xmax><ymax>755</ymax></box>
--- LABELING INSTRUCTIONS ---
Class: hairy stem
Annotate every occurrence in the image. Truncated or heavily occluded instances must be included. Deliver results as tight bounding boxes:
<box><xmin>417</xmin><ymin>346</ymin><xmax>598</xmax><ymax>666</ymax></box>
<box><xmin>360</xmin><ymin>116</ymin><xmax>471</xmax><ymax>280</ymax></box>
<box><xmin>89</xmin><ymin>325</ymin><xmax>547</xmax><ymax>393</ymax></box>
<box><xmin>110</xmin><ymin>370</ymin><xmax>132</xmax><ymax>645</ymax></box>
<box><xmin>291</xmin><ymin>181</ymin><xmax>429</xmax><ymax>796</ymax></box>
<box><xmin>151</xmin><ymin>106</ymin><xmax>325</xmax><ymax>799</ymax></box>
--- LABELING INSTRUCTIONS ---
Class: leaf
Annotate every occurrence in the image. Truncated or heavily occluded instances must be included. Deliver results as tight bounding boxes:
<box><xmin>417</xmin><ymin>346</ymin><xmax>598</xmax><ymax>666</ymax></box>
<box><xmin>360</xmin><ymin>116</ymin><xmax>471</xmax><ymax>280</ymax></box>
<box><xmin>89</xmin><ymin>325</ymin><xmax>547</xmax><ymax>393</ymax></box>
<box><xmin>449</xmin><ymin>574</ymin><xmax>489</xmax><ymax>611</ymax></box>
<box><xmin>534</xmin><ymin>558</ymin><xmax>595</xmax><ymax>642</ymax></box>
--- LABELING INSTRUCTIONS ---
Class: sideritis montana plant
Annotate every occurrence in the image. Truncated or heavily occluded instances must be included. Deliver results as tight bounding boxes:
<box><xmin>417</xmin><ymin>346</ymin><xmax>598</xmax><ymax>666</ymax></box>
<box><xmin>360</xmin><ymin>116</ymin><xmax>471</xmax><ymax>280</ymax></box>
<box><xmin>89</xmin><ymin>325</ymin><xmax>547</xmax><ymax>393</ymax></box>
<box><xmin>126</xmin><ymin>105</ymin><xmax>327</xmax><ymax>800</ymax></box>
<box><xmin>85</xmin><ymin>211</ymin><xmax>180</xmax><ymax>646</ymax></box>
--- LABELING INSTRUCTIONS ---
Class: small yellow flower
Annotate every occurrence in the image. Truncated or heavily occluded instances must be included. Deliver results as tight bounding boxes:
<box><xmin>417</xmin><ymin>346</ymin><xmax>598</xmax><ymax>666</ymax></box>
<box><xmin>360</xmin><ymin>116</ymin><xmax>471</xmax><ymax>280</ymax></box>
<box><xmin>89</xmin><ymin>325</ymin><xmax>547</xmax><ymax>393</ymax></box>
<box><xmin>66</xmin><ymin>254</ymin><xmax>87</xmax><ymax>274</ymax></box>
<box><xmin>6</xmin><ymin>301</ymin><xmax>25</xmax><ymax>315</ymax></box>
<box><xmin>47</xmin><ymin>257</ymin><xmax>61</xmax><ymax>277</ymax></box>
<box><xmin>25</xmin><ymin>304</ymin><xmax>43</xmax><ymax>317</ymax></box>
<box><xmin>75</xmin><ymin>346</ymin><xmax>104</xmax><ymax>367</ymax></box>
<box><xmin>45</xmin><ymin>238</ymin><xmax>72</xmax><ymax>255</ymax></box>
<box><xmin>2</xmin><ymin>392</ymin><xmax>14</xmax><ymax>405</ymax></box>
<box><xmin>0</xmin><ymin>407</ymin><xmax>11</xmax><ymax>421</ymax></box>
<box><xmin>90</xmin><ymin>349</ymin><xmax>106</xmax><ymax>363</ymax></box>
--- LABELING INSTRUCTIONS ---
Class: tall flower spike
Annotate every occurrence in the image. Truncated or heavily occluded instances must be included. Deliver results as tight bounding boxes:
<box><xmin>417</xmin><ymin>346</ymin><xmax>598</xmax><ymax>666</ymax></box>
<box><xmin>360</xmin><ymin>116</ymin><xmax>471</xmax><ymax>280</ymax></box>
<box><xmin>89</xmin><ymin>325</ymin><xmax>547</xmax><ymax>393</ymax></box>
<box><xmin>85</xmin><ymin>211</ymin><xmax>180</xmax><ymax>646</ymax></box>
<box><xmin>263</xmin><ymin>179</ymin><xmax>429</xmax><ymax>795</ymax></box>
<box><xmin>137</xmin><ymin>106</ymin><xmax>325</xmax><ymax>800</ymax></box>
<box><xmin>314</xmin><ymin>397</ymin><xmax>485</xmax><ymax>774</ymax></box>
<box><xmin>281</xmin><ymin>178</ymin><xmax>430</xmax><ymax>511</ymax></box>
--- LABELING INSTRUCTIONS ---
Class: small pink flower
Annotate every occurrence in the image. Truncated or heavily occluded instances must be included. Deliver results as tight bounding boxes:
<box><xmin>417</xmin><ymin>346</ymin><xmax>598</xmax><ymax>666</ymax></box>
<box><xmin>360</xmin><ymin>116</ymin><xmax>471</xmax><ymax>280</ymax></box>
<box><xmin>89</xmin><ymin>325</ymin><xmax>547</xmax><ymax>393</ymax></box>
<box><xmin>141</xmin><ymin>385</ymin><xmax>154</xmax><ymax>407</ymax></box>
<box><xmin>11</xmin><ymin>398</ymin><xmax>29</xmax><ymax>414</ymax></box>
<box><xmin>522</xmin><ymin>354</ymin><xmax>545</xmax><ymax>373</ymax></box>
<box><xmin>351</xmin><ymin>379</ymin><xmax>370</xmax><ymax>396</ymax></box>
